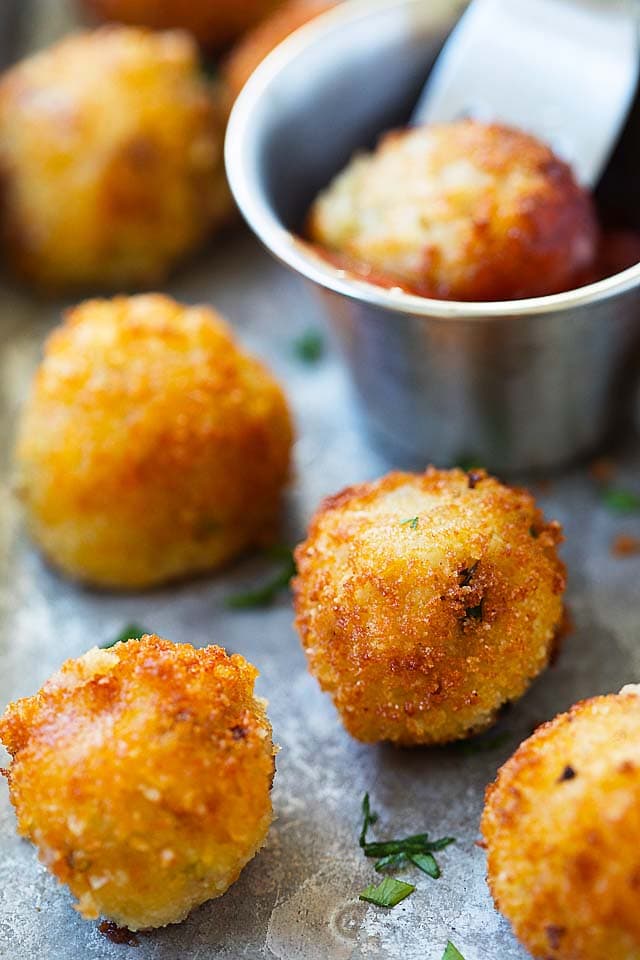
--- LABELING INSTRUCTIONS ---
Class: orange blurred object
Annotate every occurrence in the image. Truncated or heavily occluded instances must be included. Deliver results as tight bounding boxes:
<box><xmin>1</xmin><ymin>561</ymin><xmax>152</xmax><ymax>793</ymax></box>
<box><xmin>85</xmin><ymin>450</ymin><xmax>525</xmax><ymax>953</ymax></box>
<box><xmin>79</xmin><ymin>0</ymin><xmax>284</xmax><ymax>48</ymax></box>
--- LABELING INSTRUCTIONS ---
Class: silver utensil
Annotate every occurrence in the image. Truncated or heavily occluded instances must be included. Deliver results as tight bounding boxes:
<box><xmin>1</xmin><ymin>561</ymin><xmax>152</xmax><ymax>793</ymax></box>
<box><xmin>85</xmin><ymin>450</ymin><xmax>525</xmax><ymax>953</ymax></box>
<box><xmin>226</xmin><ymin>0</ymin><xmax>640</xmax><ymax>472</ymax></box>
<box><xmin>413</xmin><ymin>0</ymin><xmax>639</xmax><ymax>187</ymax></box>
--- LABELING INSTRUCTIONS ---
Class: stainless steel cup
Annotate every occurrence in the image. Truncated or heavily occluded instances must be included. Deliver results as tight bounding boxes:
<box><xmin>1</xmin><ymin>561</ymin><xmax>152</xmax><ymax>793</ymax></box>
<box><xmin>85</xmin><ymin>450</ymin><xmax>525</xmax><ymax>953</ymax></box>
<box><xmin>225</xmin><ymin>0</ymin><xmax>640</xmax><ymax>472</ymax></box>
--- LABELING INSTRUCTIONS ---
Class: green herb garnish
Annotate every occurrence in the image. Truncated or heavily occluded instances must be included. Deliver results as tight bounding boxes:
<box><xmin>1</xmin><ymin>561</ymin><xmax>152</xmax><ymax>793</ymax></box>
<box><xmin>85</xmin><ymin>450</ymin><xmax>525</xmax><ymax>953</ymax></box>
<box><xmin>453</xmin><ymin>731</ymin><xmax>512</xmax><ymax>755</ymax></box>
<box><xmin>102</xmin><ymin>623</ymin><xmax>147</xmax><ymax>649</ymax></box>
<box><xmin>408</xmin><ymin>851</ymin><xmax>440</xmax><ymax>878</ymax></box>
<box><xmin>227</xmin><ymin>546</ymin><xmax>296</xmax><ymax>609</ymax></box>
<box><xmin>459</xmin><ymin>561</ymin><xmax>478</xmax><ymax>587</ymax></box>
<box><xmin>442</xmin><ymin>942</ymin><xmax>465</xmax><ymax>960</ymax></box>
<box><xmin>400</xmin><ymin>516</ymin><xmax>419</xmax><ymax>530</ymax></box>
<box><xmin>463</xmin><ymin>598</ymin><xmax>484</xmax><ymax>623</ymax></box>
<box><xmin>374</xmin><ymin>852</ymin><xmax>407</xmax><ymax>873</ymax></box>
<box><xmin>293</xmin><ymin>329</ymin><xmax>324</xmax><ymax>364</ymax></box>
<box><xmin>373</xmin><ymin>850</ymin><xmax>440</xmax><ymax>877</ymax></box>
<box><xmin>359</xmin><ymin>792</ymin><xmax>379</xmax><ymax>847</ymax></box>
<box><xmin>363</xmin><ymin>835</ymin><xmax>455</xmax><ymax>858</ymax></box>
<box><xmin>358</xmin><ymin>793</ymin><xmax>455</xmax><ymax>881</ymax></box>
<box><xmin>602</xmin><ymin>488</ymin><xmax>640</xmax><ymax>513</ymax></box>
<box><xmin>359</xmin><ymin>877</ymin><xmax>415</xmax><ymax>908</ymax></box>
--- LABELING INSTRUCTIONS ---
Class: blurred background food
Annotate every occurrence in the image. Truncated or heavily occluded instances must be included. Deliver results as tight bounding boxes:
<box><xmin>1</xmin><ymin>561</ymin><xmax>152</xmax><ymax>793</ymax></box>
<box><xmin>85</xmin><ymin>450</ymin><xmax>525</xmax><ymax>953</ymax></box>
<box><xmin>15</xmin><ymin>294</ymin><xmax>293</xmax><ymax>588</ymax></box>
<box><xmin>294</xmin><ymin>467</ymin><xmax>566</xmax><ymax>744</ymax></box>
<box><xmin>223</xmin><ymin>0</ymin><xmax>338</xmax><ymax>100</ymax></box>
<box><xmin>77</xmin><ymin>0</ymin><xmax>285</xmax><ymax>49</ymax></box>
<box><xmin>0</xmin><ymin>636</ymin><xmax>275</xmax><ymax>930</ymax></box>
<box><xmin>0</xmin><ymin>26</ymin><xmax>231</xmax><ymax>293</ymax></box>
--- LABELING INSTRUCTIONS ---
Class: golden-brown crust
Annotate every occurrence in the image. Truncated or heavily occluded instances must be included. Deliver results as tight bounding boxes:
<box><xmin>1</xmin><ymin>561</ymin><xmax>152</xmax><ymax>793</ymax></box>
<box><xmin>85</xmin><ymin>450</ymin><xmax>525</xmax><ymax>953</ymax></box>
<box><xmin>224</xmin><ymin>0</ymin><xmax>337</xmax><ymax>99</ymax></box>
<box><xmin>78</xmin><ymin>0</ymin><xmax>284</xmax><ymax>48</ymax></box>
<box><xmin>0</xmin><ymin>635</ymin><xmax>275</xmax><ymax>930</ymax></box>
<box><xmin>482</xmin><ymin>691</ymin><xmax>640</xmax><ymax>959</ymax></box>
<box><xmin>293</xmin><ymin>467</ymin><xmax>566</xmax><ymax>744</ymax></box>
<box><xmin>0</xmin><ymin>26</ymin><xmax>231</xmax><ymax>293</ymax></box>
<box><xmin>15</xmin><ymin>294</ymin><xmax>293</xmax><ymax>587</ymax></box>
<box><xmin>308</xmin><ymin>120</ymin><xmax>598</xmax><ymax>302</ymax></box>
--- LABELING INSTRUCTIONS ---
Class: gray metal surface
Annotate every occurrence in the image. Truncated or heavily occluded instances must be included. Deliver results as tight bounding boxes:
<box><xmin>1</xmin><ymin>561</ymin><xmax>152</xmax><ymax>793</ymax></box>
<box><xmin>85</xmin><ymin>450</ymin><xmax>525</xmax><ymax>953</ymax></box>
<box><xmin>226</xmin><ymin>0</ymin><xmax>640</xmax><ymax>472</ymax></box>
<box><xmin>412</xmin><ymin>0</ymin><xmax>639</xmax><ymax>187</ymax></box>
<box><xmin>2</xmin><ymin>5</ymin><xmax>640</xmax><ymax>960</ymax></box>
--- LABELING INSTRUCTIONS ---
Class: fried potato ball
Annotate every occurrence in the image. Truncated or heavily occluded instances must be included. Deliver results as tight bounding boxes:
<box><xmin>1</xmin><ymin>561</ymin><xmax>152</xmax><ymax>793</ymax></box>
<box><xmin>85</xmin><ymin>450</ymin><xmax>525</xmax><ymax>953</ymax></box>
<box><xmin>0</xmin><ymin>635</ymin><xmax>275</xmax><ymax>930</ymax></box>
<box><xmin>0</xmin><ymin>27</ymin><xmax>231</xmax><ymax>293</ymax></box>
<box><xmin>308</xmin><ymin>120</ymin><xmax>598</xmax><ymax>301</ymax></box>
<box><xmin>224</xmin><ymin>0</ymin><xmax>338</xmax><ymax>100</ymax></box>
<box><xmin>78</xmin><ymin>0</ymin><xmax>283</xmax><ymax>48</ymax></box>
<box><xmin>482</xmin><ymin>688</ymin><xmax>640</xmax><ymax>960</ymax></box>
<box><xmin>293</xmin><ymin>468</ymin><xmax>565</xmax><ymax>745</ymax></box>
<box><xmin>15</xmin><ymin>294</ymin><xmax>293</xmax><ymax>588</ymax></box>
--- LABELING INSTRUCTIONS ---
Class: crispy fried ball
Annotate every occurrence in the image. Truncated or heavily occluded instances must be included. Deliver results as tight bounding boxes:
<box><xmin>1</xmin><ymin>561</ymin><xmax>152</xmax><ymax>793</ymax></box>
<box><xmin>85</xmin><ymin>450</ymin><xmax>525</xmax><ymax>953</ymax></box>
<box><xmin>78</xmin><ymin>0</ymin><xmax>283</xmax><ymax>48</ymax></box>
<box><xmin>293</xmin><ymin>468</ymin><xmax>565</xmax><ymax>745</ymax></box>
<box><xmin>0</xmin><ymin>27</ymin><xmax>231</xmax><ymax>292</ymax></box>
<box><xmin>15</xmin><ymin>294</ymin><xmax>293</xmax><ymax>588</ymax></box>
<box><xmin>0</xmin><ymin>635</ymin><xmax>275</xmax><ymax>930</ymax></box>
<box><xmin>224</xmin><ymin>0</ymin><xmax>338</xmax><ymax>100</ymax></box>
<box><xmin>482</xmin><ymin>688</ymin><xmax>640</xmax><ymax>959</ymax></box>
<box><xmin>308</xmin><ymin>120</ymin><xmax>598</xmax><ymax>301</ymax></box>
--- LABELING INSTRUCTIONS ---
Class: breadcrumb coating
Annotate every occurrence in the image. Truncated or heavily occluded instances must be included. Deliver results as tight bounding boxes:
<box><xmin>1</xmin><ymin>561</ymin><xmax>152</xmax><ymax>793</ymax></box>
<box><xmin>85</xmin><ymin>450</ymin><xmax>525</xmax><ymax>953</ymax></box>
<box><xmin>482</xmin><ymin>689</ymin><xmax>640</xmax><ymax>959</ymax></box>
<box><xmin>308</xmin><ymin>120</ymin><xmax>597</xmax><ymax>301</ymax></box>
<box><xmin>294</xmin><ymin>467</ymin><xmax>565</xmax><ymax>744</ymax></box>
<box><xmin>79</xmin><ymin>0</ymin><xmax>284</xmax><ymax>48</ymax></box>
<box><xmin>0</xmin><ymin>635</ymin><xmax>275</xmax><ymax>930</ymax></box>
<box><xmin>15</xmin><ymin>294</ymin><xmax>293</xmax><ymax>588</ymax></box>
<box><xmin>0</xmin><ymin>26</ymin><xmax>231</xmax><ymax>292</ymax></box>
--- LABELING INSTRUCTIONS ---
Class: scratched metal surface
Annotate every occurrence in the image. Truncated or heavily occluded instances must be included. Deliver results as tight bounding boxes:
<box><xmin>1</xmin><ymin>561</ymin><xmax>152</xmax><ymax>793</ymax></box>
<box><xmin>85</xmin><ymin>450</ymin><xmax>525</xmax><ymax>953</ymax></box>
<box><xmin>2</xmin><ymin>3</ymin><xmax>640</xmax><ymax>960</ymax></box>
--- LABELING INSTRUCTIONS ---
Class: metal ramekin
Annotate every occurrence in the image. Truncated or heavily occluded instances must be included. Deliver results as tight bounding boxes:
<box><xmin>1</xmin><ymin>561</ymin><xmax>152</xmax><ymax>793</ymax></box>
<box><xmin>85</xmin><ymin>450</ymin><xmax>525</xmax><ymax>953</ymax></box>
<box><xmin>225</xmin><ymin>0</ymin><xmax>640</xmax><ymax>472</ymax></box>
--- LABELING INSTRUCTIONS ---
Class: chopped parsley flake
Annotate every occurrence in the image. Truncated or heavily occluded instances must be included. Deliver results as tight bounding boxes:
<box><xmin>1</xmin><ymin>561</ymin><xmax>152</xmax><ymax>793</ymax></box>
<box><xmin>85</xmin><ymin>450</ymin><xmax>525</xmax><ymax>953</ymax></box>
<box><xmin>363</xmin><ymin>835</ymin><xmax>455</xmax><ymax>858</ymax></box>
<box><xmin>601</xmin><ymin>488</ymin><xmax>640</xmax><ymax>513</ymax></box>
<box><xmin>374</xmin><ymin>852</ymin><xmax>407</xmax><ymax>873</ymax></box>
<box><xmin>357</xmin><ymin>793</ymin><xmax>456</xmax><ymax>887</ymax></box>
<box><xmin>463</xmin><ymin>598</ymin><xmax>484</xmax><ymax>623</ymax></box>
<box><xmin>293</xmin><ymin>329</ymin><xmax>324</xmax><ymax>364</ymax></box>
<box><xmin>558</xmin><ymin>764</ymin><xmax>577</xmax><ymax>782</ymax></box>
<box><xmin>400</xmin><ymin>516</ymin><xmax>419</xmax><ymax>530</ymax></box>
<box><xmin>408</xmin><ymin>851</ymin><xmax>440</xmax><ymax>878</ymax></box>
<box><xmin>102</xmin><ymin>623</ymin><xmax>147</xmax><ymax>649</ymax></box>
<box><xmin>359</xmin><ymin>877</ymin><xmax>415</xmax><ymax>908</ymax></box>
<box><xmin>227</xmin><ymin>546</ymin><xmax>296</xmax><ymax>609</ymax></box>
<box><xmin>442</xmin><ymin>942</ymin><xmax>465</xmax><ymax>960</ymax></box>
<box><xmin>359</xmin><ymin>792</ymin><xmax>379</xmax><ymax>847</ymax></box>
<box><xmin>459</xmin><ymin>561</ymin><xmax>478</xmax><ymax>587</ymax></box>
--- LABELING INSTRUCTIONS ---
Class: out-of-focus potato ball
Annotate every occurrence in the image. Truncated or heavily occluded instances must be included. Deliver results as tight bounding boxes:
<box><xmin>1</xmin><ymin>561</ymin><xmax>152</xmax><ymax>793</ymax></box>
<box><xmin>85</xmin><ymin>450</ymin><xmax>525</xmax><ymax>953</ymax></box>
<box><xmin>15</xmin><ymin>294</ymin><xmax>293</xmax><ymax>588</ymax></box>
<box><xmin>482</xmin><ymin>688</ymin><xmax>640</xmax><ymax>959</ymax></box>
<box><xmin>0</xmin><ymin>27</ymin><xmax>231</xmax><ymax>292</ymax></box>
<box><xmin>224</xmin><ymin>0</ymin><xmax>338</xmax><ymax>100</ymax></box>
<box><xmin>308</xmin><ymin>120</ymin><xmax>598</xmax><ymax>301</ymax></box>
<box><xmin>293</xmin><ymin>468</ymin><xmax>565</xmax><ymax>745</ymax></box>
<box><xmin>79</xmin><ymin>0</ymin><xmax>284</xmax><ymax>48</ymax></box>
<box><xmin>0</xmin><ymin>635</ymin><xmax>275</xmax><ymax>930</ymax></box>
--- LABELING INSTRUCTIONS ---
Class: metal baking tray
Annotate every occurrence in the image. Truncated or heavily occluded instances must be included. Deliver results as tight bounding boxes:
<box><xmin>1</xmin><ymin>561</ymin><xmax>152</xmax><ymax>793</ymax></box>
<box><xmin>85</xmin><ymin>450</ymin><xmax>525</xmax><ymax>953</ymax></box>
<box><xmin>2</xmin><ymin>3</ymin><xmax>640</xmax><ymax>958</ymax></box>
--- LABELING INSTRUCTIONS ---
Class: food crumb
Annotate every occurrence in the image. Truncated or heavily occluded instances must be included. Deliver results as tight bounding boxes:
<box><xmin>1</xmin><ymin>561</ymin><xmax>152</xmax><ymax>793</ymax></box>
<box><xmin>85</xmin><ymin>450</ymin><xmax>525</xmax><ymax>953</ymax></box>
<box><xmin>611</xmin><ymin>534</ymin><xmax>640</xmax><ymax>557</ymax></box>
<box><xmin>589</xmin><ymin>457</ymin><xmax>616</xmax><ymax>485</ymax></box>
<box><xmin>98</xmin><ymin>921</ymin><xmax>139</xmax><ymax>946</ymax></box>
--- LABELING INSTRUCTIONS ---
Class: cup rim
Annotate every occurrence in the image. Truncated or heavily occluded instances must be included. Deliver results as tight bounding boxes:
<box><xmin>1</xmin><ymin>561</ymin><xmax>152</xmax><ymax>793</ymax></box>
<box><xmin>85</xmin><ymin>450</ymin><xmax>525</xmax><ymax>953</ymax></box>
<box><xmin>225</xmin><ymin>0</ymin><xmax>640</xmax><ymax>320</ymax></box>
